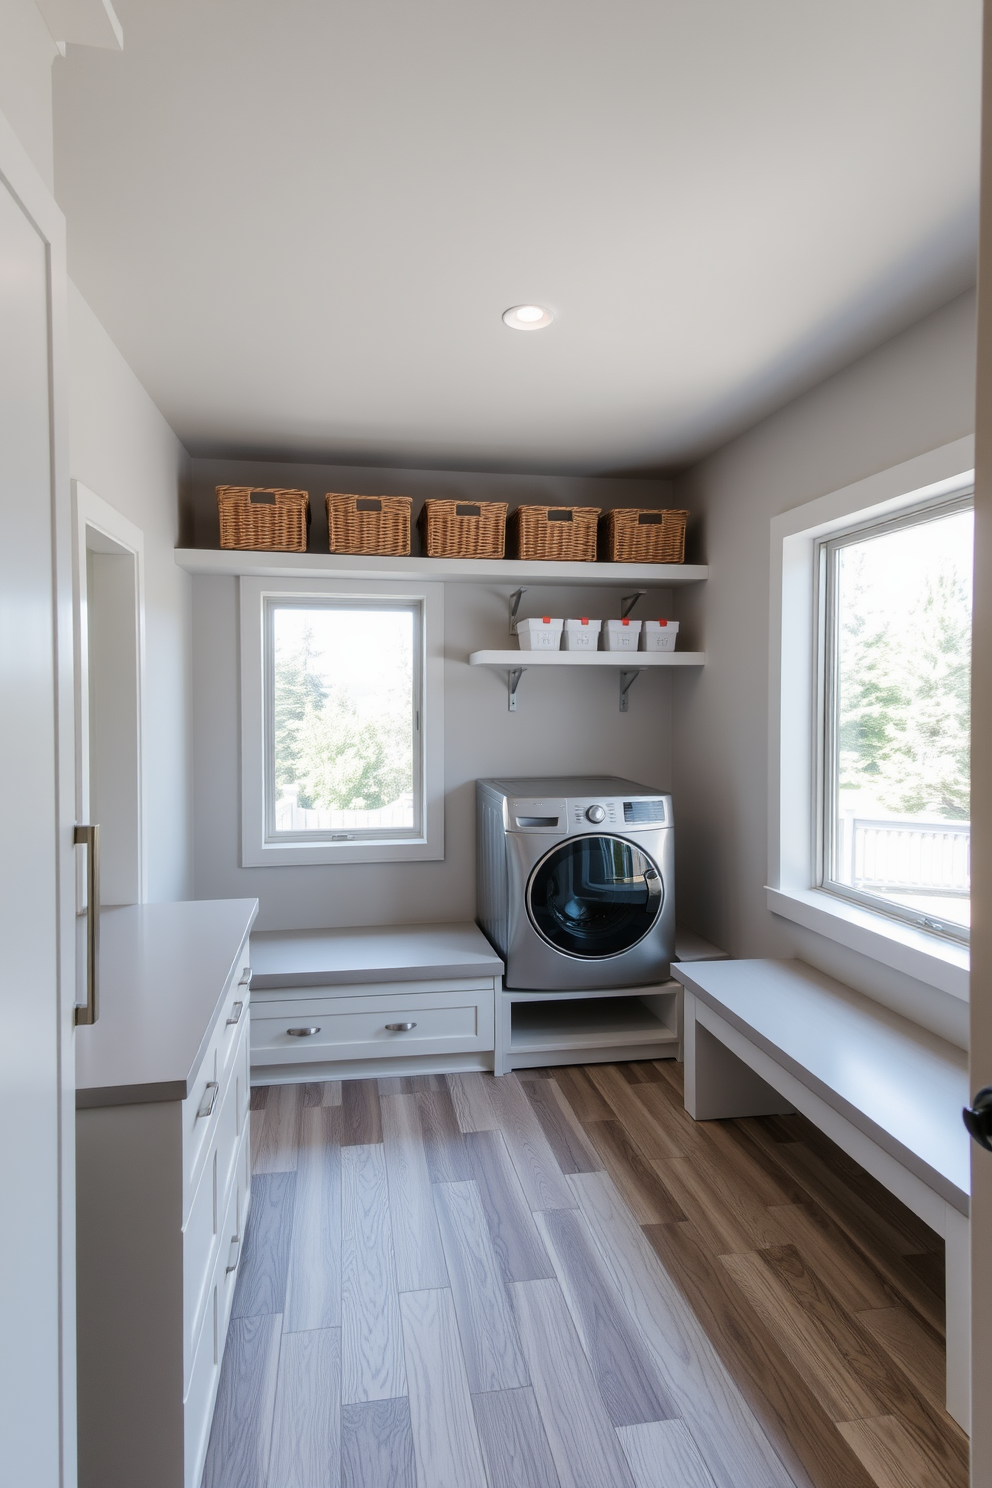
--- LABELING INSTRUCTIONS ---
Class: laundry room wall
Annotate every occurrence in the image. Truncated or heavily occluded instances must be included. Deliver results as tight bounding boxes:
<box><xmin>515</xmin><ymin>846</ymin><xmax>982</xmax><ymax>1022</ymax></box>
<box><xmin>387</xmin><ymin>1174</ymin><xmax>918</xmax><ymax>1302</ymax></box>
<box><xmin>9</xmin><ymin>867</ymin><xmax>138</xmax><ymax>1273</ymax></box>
<box><xmin>671</xmin><ymin>289</ymin><xmax>977</xmax><ymax>1046</ymax></box>
<box><xmin>68</xmin><ymin>284</ymin><xmax>195</xmax><ymax>901</ymax></box>
<box><xmin>188</xmin><ymin>459</ymin><xmax>679</xmax><ymax>931</ymax></box>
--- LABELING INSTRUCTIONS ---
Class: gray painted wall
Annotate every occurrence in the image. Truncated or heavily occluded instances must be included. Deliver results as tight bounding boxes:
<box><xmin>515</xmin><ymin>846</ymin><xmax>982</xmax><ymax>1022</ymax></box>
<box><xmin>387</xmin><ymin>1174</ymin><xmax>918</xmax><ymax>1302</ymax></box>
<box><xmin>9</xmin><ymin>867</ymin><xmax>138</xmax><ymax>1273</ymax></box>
<box><xmin>672</xmin><ymin>288</ymin><xmax>977</xmax><ymax>1046</ymax></box>
<box><xmin>189</xmin><ymin>460</ymin><xmax>678</xmax><ymax>932</ymax></box>
<box><xmin>68</xmin><ymin>283</ymin><xmax>194</xmax><ymax>901</ymax></box>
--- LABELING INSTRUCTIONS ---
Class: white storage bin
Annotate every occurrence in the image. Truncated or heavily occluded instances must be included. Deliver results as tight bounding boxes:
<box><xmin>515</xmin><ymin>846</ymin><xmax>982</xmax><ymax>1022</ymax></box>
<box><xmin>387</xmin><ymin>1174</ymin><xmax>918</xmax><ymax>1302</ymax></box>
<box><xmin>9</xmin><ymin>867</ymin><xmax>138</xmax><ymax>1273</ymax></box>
<box><xmin>562</xmin><ymin>617</ymin><xmax>602</xmax><ymax>652</ymax></box>
<box><xmin>516</xmin><ymin>616</ymin><xmax>564</xmax><ymax>651</ymax></box>
<box><xmin>601</xmin><ymin>618</ymin><xmax>642</xmax><ymax>651</ymax></box>
<box><xmin>641</xmin><ymin>619</ymin><xmax>680</xmax><ymax>652</ymax></box>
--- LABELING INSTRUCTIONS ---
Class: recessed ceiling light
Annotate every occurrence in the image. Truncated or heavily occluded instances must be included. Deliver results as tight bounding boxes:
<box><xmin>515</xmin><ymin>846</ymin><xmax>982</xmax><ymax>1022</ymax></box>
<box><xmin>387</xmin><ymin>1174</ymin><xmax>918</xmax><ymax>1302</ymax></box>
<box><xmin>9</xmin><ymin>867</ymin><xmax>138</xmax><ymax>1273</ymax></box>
<box><xmin>503</xmin><ymin>304</ymin><xmax>554</xmax><ymax>331</ymax></box>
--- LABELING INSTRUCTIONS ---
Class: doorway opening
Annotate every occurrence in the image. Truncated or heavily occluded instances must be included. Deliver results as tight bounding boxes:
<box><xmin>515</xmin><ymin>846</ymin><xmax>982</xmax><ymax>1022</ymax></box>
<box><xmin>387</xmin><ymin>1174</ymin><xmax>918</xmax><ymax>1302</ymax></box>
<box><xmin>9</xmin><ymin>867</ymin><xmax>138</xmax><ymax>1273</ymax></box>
<box><xmin>74</xmin><ymin>482</ymin><xmax>145</xmax><ymax>908</ymax></box>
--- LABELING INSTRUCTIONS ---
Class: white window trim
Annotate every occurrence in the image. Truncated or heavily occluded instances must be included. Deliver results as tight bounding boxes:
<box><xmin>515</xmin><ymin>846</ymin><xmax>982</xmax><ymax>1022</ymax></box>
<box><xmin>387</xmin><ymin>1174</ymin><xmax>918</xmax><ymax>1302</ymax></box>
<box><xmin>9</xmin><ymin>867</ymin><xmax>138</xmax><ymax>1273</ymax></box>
<box><xmin>768</xmin><ymin>435</ymin><xmax>974</xmax><ymax>1002</ymax></box>
<box><xmin>240</xmin><ymin>576</ymin><xmax>444</xmax><ymax>866</ymax></box>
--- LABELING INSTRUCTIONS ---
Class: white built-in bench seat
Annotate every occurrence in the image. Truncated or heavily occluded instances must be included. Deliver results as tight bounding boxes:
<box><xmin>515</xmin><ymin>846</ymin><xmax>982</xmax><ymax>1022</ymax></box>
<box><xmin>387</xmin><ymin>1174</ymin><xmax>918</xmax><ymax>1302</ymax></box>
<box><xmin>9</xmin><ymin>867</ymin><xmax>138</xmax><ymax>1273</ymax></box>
<box><xmin>670</xmin><ymin>957</ymin><xmax>971</xmax><ymax>1431</ymax></box>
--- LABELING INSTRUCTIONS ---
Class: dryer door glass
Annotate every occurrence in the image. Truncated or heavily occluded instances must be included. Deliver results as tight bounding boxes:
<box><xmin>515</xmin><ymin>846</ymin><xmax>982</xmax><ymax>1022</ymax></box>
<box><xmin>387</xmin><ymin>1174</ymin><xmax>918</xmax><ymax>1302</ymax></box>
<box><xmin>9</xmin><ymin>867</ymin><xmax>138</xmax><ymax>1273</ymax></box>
<box><xmin>527</xmin><ymin>835</ymin><xmax>663</xmax><ymax>957</ymax></box>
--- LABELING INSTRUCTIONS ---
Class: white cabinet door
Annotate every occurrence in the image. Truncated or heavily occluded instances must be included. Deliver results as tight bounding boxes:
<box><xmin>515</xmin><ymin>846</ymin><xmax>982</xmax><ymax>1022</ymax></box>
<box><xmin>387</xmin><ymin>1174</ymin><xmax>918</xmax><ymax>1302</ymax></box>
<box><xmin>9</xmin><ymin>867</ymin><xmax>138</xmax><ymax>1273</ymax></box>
<box><xmin>0</xmin><ymin>116</ymin><xmax>75</xmax><ymax>1487</ymax></box>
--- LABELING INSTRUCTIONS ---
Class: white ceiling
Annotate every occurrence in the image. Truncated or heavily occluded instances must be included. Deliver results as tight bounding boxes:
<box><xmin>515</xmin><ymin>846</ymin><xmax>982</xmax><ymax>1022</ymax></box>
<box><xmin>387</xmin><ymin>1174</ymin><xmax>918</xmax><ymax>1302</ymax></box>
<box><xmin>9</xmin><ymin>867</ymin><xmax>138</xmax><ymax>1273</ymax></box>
<box><xmin>52</xmin><ymin>0</ymin><xmax>981</xmax><ymax>475</ymax></box>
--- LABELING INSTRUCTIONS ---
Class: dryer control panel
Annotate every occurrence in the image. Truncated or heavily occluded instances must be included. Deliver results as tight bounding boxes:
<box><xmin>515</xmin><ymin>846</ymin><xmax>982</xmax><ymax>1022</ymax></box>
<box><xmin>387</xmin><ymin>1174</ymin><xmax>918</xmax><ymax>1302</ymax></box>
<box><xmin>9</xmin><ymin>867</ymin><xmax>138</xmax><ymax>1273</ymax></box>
<box><xmin>506</xmin><ymin>794</ymin><xmax>670</xmax><ymax>833</ymax></box>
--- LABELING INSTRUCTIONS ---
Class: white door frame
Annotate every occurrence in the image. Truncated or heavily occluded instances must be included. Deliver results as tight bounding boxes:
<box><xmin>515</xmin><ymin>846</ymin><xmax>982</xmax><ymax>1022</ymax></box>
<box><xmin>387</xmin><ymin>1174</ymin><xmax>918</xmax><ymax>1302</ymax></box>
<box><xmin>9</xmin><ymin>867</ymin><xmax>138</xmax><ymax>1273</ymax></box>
<box><xmin>73</xmin><ymin>481</ymin><xmax>146</xmax><ymax>905</ymax></box>
<box><xmin>0</xmin><ymin>104</ymin><xmax>77</xmax><ymax>1486</ymax></box>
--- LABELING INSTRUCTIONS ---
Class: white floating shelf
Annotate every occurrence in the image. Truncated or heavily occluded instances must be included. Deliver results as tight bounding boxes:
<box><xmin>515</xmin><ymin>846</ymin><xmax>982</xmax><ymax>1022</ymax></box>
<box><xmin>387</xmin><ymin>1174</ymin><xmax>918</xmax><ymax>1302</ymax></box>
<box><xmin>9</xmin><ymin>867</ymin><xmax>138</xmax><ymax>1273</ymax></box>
<box><xmin>175</xmin><ymin>548</ymin><xmax>707</xmax><ymax>587</ymax></box>
<box><xmin>469</xmin><ymin>649</ymin><xmax>705</xmax><ymax>667</ymax></box>
<box><xmin>470</xmin><ymin>647</ymin><xmax>704</xmax><ymax>709</ymax></box>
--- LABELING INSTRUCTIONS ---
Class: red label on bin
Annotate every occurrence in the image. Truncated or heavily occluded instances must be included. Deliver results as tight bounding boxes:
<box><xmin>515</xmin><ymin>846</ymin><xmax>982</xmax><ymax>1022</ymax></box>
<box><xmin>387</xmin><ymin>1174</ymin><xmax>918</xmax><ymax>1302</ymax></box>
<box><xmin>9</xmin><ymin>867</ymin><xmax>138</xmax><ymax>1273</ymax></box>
<box><xmin>542</xmin><ymin>616</ymin><xmax>551</xmax><ymax>623</ymax></box>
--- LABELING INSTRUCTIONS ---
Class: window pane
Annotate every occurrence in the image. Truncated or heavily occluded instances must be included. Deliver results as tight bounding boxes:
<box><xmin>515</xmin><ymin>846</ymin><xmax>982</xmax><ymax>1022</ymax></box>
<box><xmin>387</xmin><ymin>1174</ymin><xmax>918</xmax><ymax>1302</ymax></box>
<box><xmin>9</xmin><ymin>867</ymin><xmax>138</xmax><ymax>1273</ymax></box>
<box><xmin>829</xmin><ymin>506</ymin><xmax>972</xmax><ymax>932</ymax></box>
<box><xmin>270</xmin><ymin>604</ymin><xmax>415</xmax><ymax>836</ymax></box>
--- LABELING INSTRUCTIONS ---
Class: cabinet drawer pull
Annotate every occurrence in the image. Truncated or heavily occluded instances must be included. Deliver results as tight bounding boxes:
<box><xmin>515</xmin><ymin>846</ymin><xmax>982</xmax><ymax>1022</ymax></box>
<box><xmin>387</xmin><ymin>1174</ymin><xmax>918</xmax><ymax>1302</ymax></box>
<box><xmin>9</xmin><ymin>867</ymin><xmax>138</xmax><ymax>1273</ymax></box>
<box><xmin>238</xmin><ymin>967</ymin><xmax>252</xmax><ymax>988</ymax></box>
<box><xmin>225</xmin><ymin>1234</ymin><xmax>241</xmax><ymax>1274</ymax></box>
<box><xmin>287</xmin><ymin>1026</ymin><xmax>320</xmax><ymax>1037</ymax></box>
<box><xmin>227</xmin><ymin>1000</ymin><xmax>244</xmax><ymax>1026</ymax></box>
<box><xmin>385</xmin><ymin>1021</ymin><xmax>417</xmax><ymax>1033</ymax></box>
<box><xmin>196</xmin><ymin>1082</ymin><xmax>219</xmax><ymax>1119</ymax></box>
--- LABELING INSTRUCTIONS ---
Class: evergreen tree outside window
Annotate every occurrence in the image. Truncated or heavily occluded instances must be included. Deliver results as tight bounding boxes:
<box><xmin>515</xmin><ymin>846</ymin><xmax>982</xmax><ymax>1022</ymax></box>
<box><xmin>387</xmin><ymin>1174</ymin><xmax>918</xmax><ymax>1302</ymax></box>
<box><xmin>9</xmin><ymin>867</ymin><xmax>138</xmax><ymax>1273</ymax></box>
<box><xmin>818</xmin><ymin>497</ymin><xmax>972</xmax><ymax>941</ymax></box>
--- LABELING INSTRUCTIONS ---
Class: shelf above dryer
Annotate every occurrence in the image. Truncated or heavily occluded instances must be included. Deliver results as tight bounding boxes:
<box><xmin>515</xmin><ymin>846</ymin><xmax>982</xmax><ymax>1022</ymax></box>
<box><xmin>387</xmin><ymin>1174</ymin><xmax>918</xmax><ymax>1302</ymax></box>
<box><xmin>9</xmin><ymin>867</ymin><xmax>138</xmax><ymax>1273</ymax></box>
<box><xmin>468</xmin><ymin>649</ymin><xmax>705</xmax><ymax>711</ymax></box>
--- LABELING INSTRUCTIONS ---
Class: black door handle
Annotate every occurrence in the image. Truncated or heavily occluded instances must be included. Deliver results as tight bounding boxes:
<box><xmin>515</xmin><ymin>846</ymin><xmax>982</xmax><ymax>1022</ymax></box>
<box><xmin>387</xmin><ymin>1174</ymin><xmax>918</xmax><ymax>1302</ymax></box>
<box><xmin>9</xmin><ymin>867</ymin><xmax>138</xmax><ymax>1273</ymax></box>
<box><xmin>963</xmin><ymin>1086</ymin><xmax>992</xmax><ymax>1150</ymax></box>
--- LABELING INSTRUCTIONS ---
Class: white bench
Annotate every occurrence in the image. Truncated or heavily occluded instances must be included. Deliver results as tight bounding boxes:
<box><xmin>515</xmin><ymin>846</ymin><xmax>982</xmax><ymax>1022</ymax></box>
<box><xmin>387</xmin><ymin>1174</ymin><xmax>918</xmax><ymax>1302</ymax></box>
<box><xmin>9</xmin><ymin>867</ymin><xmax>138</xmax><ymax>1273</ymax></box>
<box><xmin>671</xmin><ymin>957</ymin><xmax>970</xmax><ymax>1431</ymax></box>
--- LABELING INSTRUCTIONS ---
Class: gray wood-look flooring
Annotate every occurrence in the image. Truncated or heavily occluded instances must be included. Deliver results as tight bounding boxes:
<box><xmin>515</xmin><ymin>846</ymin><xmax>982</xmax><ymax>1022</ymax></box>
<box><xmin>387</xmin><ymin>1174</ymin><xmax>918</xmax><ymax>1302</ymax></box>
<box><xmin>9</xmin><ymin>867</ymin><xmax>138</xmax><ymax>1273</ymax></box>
<box><xmin>202</xmin><ymin>1063</ymin><xmax>966</xmax><ymax>1488</ymax></box>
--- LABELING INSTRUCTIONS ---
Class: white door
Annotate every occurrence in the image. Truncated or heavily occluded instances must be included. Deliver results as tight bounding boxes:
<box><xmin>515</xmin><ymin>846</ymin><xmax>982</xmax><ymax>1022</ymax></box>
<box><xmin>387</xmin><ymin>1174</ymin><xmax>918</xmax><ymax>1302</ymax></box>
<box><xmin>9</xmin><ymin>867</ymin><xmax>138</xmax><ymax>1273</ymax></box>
<box><xmin>0</xmin><ymin>114</ymin><xmax>77</xmax><ymax>1488</ymax></box>
<box><xmin>970</xmin><ymin>7</ymin><xmax>992</xmax><ymax>1483</ymax></box>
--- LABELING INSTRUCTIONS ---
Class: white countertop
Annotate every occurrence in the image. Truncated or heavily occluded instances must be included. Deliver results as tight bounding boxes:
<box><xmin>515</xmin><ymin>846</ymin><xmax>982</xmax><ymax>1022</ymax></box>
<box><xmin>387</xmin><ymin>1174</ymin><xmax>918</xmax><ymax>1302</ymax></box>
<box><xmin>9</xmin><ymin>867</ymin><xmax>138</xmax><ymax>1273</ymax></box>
<box><xmin>249</xmin><ymin>921</ymin><xmax>504</xmax><ymax>989</ymax></box>
<box><xmin>75</xmin><ymin>899</ymin><xmax>258</xmax><ymax>1109</ymax></box>
<box><xmin>673</xmin><ymin>958</ymin><xmax>969</xmax><ymax>1210</ymax></box>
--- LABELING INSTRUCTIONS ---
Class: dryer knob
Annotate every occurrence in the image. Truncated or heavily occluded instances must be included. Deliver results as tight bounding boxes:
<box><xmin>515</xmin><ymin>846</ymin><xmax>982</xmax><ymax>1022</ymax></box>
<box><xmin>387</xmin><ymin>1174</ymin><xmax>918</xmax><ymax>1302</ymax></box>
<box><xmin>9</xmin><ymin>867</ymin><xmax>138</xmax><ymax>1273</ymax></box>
<box><xmin>586</xmin><ymin>804</ymin><xmax>607</xmax><ymax>824</ymax></box>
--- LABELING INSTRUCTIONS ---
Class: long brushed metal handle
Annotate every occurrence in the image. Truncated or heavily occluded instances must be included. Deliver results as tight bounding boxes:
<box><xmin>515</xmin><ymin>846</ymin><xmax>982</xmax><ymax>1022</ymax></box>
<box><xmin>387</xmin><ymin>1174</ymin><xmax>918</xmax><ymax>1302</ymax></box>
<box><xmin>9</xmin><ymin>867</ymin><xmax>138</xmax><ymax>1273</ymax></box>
<box><xmin>74</xmin><ymin>824</ymin><xmax>100</xmax><ymax>1026</ymax></box>
<box><xmin>197</xmin><ymin>1081</ymin><xmax>219</xmax><ymax>1119</ymax></box>
<box><xmin>287</xmin><ymin>1027</ymin><xmax>320</xmax><ymax>1037</ymax></box>
<box><xmin>227</xmin><ymin>1000</ymin><xmax>244</xmax><ymax>1026</ymax></box>
<box><xmin>385</xmin><ymin>1022</ymin><xmax>417</xmax><ymax>1033</ymax></box>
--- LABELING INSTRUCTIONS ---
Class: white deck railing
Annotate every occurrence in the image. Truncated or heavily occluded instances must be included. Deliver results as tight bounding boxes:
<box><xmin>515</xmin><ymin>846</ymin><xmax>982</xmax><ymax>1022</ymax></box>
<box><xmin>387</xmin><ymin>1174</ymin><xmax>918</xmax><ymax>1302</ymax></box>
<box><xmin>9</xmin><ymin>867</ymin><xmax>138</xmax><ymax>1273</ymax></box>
<box><xmin>275</xmin><ymin>788</ymin><xmax>415</xmax><ymax>834</ymax></box>
<box><xmin>849</xmin><ymin>817</ymin><xmax>970</xmax><ymax>896</ymax></box>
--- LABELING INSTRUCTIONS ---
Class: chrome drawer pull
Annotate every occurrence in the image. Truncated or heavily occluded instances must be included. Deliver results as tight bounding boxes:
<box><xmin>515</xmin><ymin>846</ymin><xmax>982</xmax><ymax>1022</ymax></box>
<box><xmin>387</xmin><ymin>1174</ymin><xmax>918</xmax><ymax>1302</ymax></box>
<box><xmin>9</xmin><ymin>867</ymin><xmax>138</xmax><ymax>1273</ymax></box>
<box><xmin>287</xmin><ymin>1026</ymin><xmax>320</xmax><ymax>1037</ymax></box>
<box><xmin>225</xmin><ymin>1234</ymin><xmax>241</xmax><ymax>1274</ymax></box>
<box><xmin>227</xmin><ymin>1000</ymin><xmax>244</xmax><ymax>1026</ymax></box>
<box><xmin>196</xmin><ymin>1082</ymin><xmax>219</xmax><ymax>1119</ymax></box>
<box><xmin>238</xmin><ymin>968</ymin><xmax>252</xmax><ymax>988</ymax></box>
<box><xmin>385</xmin><ymin>1021</ymin><xmax>417</xmax><ymax>1033</ymax></box>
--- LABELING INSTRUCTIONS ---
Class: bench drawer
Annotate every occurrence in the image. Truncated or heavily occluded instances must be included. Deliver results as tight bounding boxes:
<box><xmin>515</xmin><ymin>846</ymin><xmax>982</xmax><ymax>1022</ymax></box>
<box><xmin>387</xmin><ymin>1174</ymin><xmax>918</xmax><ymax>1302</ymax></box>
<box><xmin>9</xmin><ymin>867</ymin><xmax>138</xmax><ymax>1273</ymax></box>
<box><xmin>251</xmin><ymin>986</ymin><xmax>494</xmax><ymax>1065</ymax></box>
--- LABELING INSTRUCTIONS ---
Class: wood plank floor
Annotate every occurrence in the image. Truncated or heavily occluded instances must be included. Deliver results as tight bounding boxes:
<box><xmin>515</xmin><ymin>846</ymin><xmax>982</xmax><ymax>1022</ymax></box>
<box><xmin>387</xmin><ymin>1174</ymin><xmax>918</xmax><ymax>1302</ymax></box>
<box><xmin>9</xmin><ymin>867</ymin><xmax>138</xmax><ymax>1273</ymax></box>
<box><xmin>202</xmin><ymin>1062</ymin><xmax>967</xmax><ymax>1488</ymax></box>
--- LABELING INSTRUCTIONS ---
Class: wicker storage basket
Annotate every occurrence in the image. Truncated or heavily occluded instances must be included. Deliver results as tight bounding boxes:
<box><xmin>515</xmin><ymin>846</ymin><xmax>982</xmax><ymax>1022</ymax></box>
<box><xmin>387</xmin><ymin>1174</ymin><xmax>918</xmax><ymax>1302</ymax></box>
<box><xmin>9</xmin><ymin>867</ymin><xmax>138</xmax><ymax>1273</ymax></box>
<box><xmin>418</xmin><ymin>498</ymin><xmax>507</xmax><ymax>559</ymax></box>
<box><xmin>216</xmin><ymin>486</ymin><xmax>310</xmax><ymax>552</ymax></box>
<box><xmin>508</xmin><ymin>505</ymin><xmax>600</xmax><ymax>562</ymax></box>
<box><xmin>600</xmin><ymin>508</ymin><xmax>688</xmax><ymax>564</ymax></box>
<box><xmin>326</xmin><ymin>493</ymin><xmax>412</xmax><ymax>556</ymax></box>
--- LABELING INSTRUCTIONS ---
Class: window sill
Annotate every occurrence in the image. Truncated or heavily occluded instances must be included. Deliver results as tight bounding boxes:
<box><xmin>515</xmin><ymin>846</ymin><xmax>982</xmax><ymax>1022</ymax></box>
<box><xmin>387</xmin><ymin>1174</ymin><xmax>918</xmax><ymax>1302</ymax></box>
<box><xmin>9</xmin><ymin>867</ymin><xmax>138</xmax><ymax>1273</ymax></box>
<box><xmin>766</xmin><ymin>886</ymin><xmax>968</xmax><ymax>1001</ymax></box>
<box><xmin>243</xmin><ymin>836</ymin><xmax>443</xmax><ymax>867</ymax></box>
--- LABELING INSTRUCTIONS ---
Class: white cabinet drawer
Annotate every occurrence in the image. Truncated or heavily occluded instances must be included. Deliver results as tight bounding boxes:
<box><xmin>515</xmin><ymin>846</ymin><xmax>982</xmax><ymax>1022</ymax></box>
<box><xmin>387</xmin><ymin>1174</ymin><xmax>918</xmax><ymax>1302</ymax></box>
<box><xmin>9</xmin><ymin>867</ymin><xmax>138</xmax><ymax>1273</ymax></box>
<box><xmin>184</xmin><ymin>1146</ymin><xmax>243</xmax><ymax>1488</ymax></box>
<box><xmin>183</xmin><ymin>1012</ymin><xmax>250</xmax><ymax>1381</ymax></box>
<box><xmin>251</xmin><ymin>985</ymin><xmax>494</xmax><ymax>1065</ymax></box>
<box><xmin>182</xmin><ymin>942</ymin><xmax>251</xmax><ymax>1214</ymax></box>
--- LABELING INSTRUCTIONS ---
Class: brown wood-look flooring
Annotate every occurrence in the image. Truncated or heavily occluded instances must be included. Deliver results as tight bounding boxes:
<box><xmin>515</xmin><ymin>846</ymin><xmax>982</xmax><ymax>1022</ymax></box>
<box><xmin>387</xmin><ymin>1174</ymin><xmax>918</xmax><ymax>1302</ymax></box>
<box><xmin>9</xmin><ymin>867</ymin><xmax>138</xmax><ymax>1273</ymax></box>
<box><xmin>202</xmin><ymin>1062</ymin><xmax>966</xmax><ymax>1488</ymax></box>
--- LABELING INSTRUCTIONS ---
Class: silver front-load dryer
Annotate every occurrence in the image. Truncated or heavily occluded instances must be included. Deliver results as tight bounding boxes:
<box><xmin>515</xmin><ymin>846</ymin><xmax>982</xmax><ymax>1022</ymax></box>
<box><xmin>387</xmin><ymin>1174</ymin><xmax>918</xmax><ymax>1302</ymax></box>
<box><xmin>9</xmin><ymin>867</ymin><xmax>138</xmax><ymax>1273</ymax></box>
<box><xmin>476</xmin><ymin>776</ymin><xmax>675</xmax><ymax>990</ymax></box>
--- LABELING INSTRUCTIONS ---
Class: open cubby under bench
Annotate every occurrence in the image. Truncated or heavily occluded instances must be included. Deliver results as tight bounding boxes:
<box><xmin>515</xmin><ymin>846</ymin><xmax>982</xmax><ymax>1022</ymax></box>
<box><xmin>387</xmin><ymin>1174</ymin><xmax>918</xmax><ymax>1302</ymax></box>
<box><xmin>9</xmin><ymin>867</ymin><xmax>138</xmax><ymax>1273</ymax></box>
<box><xmin>672</xmin><ymin>956</ymin><xmax>970</xmax><ymax>1432</ymax></box>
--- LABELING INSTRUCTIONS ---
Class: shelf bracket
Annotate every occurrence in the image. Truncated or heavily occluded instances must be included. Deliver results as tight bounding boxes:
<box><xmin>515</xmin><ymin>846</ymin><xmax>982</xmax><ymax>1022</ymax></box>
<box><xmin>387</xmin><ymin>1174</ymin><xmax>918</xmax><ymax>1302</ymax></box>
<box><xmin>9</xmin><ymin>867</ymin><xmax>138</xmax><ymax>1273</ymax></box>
<box><xmin>621</xmin><ymin>590</ymin><xmax>646</xmax><ymax>620</ymax></box>
<box><xmin>508</xmin><ymin>666</ymin><xmax>525</xmax><ymax>711</ymax></box>
<box><xmin>509</xmin><ymin>587</ymin><xmax>527</xmax><ymax>635</ymax></box>
<box><xmin>619</xmin><ymin>669</ymin><xmax>641</xmax><ymax>712</ymax></box>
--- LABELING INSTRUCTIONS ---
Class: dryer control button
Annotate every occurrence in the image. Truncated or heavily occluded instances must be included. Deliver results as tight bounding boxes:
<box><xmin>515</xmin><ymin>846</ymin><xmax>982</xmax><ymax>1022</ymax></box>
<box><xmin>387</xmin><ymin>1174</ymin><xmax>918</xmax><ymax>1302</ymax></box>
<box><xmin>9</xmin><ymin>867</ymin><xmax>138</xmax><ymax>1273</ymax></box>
<box><xmin>586</xmin><ymin>804</ymin><xmax>607</xmax><ymax>823</ymax></box>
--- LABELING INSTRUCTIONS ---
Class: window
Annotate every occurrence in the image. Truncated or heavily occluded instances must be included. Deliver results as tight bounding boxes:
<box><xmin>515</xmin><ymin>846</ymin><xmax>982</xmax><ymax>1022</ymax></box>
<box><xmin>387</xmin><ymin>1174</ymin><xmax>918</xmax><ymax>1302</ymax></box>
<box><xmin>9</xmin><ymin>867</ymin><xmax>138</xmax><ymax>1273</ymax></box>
<box><xmin>816</xmin><ymin>498</ymin><xmax>972</xmax><ymax>942</ymax></box>
<box><xmin>240</xmin><ymin>578</ymin><xmax>443</xmax><ymax>865</ymax></box>
<box><xmin>767</xmin><ymin>436</ymin><xmax>973</xmax><ymax>999</ymax></box>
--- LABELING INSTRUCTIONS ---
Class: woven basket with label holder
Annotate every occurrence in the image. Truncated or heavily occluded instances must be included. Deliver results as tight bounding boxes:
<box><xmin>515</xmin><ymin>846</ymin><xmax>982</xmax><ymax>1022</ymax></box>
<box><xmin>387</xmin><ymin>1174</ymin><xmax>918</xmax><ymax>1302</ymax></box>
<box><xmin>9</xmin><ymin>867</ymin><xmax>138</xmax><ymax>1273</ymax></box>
<box><xmin>508</xmin><ymin>505</ymin><xmax>600</xmax><ymax>562</ymax></box>
<box><xmin>216</xmin><ymin>486</ymin><xmax>310</xmax><ymax>552</ymax></box>
<box><xmin>418</xmin><ymin>499</ymin><xmax>508</xmax><ymax>559</ymax></box>
<box><xmin>600</xmin><ymin>508</ymin><xmax>688</xmax><ymax>564</ymax></box>
<box><xmin>326</xmin><ymin>493</ymin><xmax>412</xmax><ymax>555</ymax></box>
